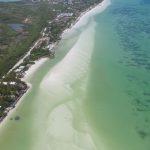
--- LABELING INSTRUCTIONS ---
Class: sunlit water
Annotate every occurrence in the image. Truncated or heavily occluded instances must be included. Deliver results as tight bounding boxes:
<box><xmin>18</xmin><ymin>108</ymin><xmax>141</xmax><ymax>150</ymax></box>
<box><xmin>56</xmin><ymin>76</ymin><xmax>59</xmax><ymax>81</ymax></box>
<box><xmin>0</xmin><ymin>0</ymin><xmax>150</xmax><ymax>150</ymax></box>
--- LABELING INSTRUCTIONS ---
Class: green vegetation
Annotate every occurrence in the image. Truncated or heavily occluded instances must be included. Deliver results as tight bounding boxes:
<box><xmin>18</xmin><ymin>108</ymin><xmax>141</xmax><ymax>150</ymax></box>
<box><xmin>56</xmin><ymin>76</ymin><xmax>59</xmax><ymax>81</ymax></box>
<box><xmin>0</xmin><ymin>1</ymin><xmax>55</xmax><ymax>77</ymax></box>
<box><xmin>0</xmin><ymin>72</ymin><xmax>27</xmax><ymax>118</ymax></box>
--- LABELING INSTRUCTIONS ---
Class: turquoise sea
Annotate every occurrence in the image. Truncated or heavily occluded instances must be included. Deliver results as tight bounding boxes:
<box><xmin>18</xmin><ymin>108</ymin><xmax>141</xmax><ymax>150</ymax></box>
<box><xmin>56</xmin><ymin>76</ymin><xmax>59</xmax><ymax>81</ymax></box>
<box><xmin>0</xmin><ymin>0</ymin><xmax>150</xmax><ymax>150</ymax></box>
<box><xmin>86</xmin><ymin>0</ymin><xmax>150</xmax><ymax>149</ymax></box>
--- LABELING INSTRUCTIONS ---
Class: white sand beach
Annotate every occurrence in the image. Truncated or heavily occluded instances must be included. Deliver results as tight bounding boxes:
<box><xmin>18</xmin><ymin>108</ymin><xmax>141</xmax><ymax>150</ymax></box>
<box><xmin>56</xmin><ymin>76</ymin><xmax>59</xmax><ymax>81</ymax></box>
<box><xmin>62</xmin><ymin>0</ymin><xmax>111</xmax><ymax>38</ymax></box>
<box><xmin>22</xmin><ymin>58</ymin><xmax>48</xmax><ymax>81</ymax></box>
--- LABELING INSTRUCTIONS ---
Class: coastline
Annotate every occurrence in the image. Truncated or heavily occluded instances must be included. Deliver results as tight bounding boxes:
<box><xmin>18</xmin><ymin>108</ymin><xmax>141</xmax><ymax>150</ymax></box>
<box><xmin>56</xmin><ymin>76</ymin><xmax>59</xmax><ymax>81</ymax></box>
<box><xmin>22</xmin><ymin>58</ymin><xmax>48</xmax><ymax>82</ymax></box>
<box><xmin>62</xmin><ymin>0</ymin><xmax>111</xmax><ymax>37</ymax></box>
<box><xmin>0</xmin><ymin>58</ymin><xmax>48</xmax><ymax>128</ymax></box>
<box><xmin>0</xmin><ymin>0</ymin><xmax>110</xmax><ymax>126</ymax></box>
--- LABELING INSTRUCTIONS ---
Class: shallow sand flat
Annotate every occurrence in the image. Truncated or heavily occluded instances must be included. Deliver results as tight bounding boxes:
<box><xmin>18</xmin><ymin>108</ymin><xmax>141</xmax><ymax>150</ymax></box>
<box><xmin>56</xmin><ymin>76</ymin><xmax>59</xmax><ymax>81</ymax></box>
<box><xmin>31</xmin><ymin>22</ymin><xmax>97</xmax><ymax>150</ymax></box>
<box><xmin>45</xmin><ymin>102</ymin><xmax>96</xmax><ymax>150</ymax></box>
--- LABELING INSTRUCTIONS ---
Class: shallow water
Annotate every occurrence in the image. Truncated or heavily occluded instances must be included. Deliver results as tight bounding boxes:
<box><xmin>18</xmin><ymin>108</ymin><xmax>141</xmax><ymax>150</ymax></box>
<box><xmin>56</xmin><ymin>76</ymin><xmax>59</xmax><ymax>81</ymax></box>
<box><xmin>0</xmin><ymin>0</ymin><xmax>150</xmax><ymax>150</ymax></box>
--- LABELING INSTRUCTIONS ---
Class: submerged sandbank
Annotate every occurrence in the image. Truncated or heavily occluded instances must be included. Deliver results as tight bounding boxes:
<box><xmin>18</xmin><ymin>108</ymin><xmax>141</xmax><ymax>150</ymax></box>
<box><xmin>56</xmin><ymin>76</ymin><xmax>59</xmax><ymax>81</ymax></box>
<box><xmin>33</xmin><ymin>1</ymin><xmax>111</xmax><ymax>149</ymax></box>
<box><xmin>33</xmin><ymin>22</ymin><xmax>96</xmax><ymax>150</ymax></box>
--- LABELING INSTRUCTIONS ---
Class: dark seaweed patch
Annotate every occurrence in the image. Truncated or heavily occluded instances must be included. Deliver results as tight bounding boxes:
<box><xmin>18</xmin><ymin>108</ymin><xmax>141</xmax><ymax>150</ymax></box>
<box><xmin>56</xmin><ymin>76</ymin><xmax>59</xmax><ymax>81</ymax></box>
<box><xmin>143</xmin><ymin>92</ymin><xmax>150</xmax><ymax>96</ymax></box>
<box><xmin>143</xmin><ymin>81</ymin><xmax>149</xmax><ymax>86</ymax></box>
<box><xmin>138</xmin><ymin>130</ymin><xmax>148</xmax><ymax>139</ymax></box>
<box><xmin>14</xmin><ymin>116</ymin><xmax>20</xmax><ymax>121</ymax></box>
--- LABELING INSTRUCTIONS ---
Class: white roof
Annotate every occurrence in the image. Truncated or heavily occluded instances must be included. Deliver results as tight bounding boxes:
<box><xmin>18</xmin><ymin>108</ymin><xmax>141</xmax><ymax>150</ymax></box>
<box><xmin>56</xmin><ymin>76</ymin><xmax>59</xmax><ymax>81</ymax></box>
<box><xmin>2</xmin><ymin>82</ymin><xmax>16</xmax><ymax>85</ymax></box>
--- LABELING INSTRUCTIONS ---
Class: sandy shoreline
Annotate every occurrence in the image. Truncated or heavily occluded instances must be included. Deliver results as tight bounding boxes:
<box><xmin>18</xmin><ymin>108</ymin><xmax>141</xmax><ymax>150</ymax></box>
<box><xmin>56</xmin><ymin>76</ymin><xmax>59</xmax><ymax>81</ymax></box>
<box><xmin>0</xmin><ymin>58</ymin><xmax>48</xmax><ymax>128</ymax></box>
<box><xmin>22</xmin><ymin>58</ymin><xmax>48</xmax><ymax>81</ymax></box>
<box><xmin>62</xmin><ymin>0</ymin><xmax>111</xmax><ymax>37</ymax></box>
<box><xmin>0</xmin><ymin>0</ymin><xmax>111</xmax><ymax>127</ymax></box>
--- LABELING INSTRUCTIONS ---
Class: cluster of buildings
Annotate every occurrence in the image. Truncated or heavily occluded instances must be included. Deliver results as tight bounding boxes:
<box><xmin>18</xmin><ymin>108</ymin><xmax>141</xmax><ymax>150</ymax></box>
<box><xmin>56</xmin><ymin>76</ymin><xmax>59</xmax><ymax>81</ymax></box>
<box><xmin>48</xmin><ymin>0</ymin><xmax>73</xmax><ymax>5</ymax></box>
<box><xmin>0</xmin><ymin>79</ymin><xmax>27</xmax><ymax>118</ymax></box>
<box><xmin>30</xmin><ymin>0</ymin><xmax>73</xmax><ymax>4</ymax></box>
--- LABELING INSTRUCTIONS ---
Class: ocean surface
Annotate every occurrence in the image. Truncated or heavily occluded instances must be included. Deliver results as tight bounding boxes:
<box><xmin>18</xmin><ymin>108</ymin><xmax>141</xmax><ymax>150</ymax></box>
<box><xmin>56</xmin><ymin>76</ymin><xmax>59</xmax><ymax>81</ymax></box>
<box><xmin>0</xmin><ymin>0</ymin><xmax>150</xmax><ymax>150</ymax></box>
<box><xmin>0</xmin><ymin>0</ymin><xmax>20</xmax><ymax>2</ymax></box>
